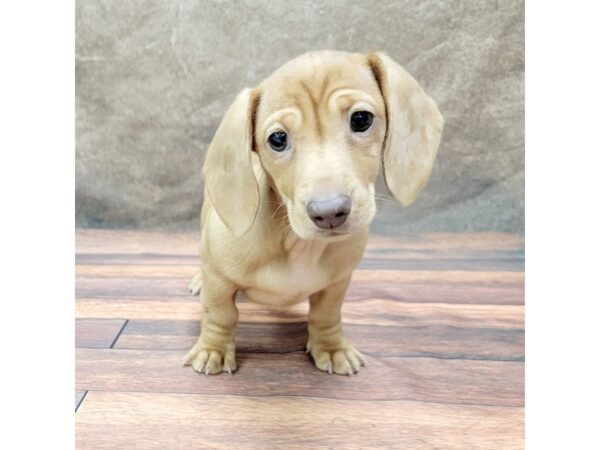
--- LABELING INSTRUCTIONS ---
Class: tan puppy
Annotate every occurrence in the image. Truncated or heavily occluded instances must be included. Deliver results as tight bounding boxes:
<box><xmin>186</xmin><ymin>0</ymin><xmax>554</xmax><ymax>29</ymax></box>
<box><xmin>183</xmin><ymin>50</ymin><xmax>443</xmax><ymax>375</ymax></box>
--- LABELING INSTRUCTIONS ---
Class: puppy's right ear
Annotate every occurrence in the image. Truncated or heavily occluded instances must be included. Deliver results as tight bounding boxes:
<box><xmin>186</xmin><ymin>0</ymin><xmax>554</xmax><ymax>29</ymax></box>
<box><xmin>202</xmin><ymin>88</ymin><xmax>261</xmax><ymax>236</ymax></box>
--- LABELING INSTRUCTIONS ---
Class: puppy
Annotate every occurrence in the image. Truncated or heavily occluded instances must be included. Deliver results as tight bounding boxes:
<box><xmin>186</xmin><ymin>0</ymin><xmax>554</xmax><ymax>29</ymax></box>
<box><xmin>183</xmin><ymin>50</ymin><xmax>443</xmax><ymax>375</ymax></box>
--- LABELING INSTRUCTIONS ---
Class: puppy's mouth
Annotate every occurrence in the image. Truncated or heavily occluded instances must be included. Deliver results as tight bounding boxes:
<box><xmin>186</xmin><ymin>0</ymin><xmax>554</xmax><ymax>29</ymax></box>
<box><xmin>322</xmin><ymin>229</ymin><xmax>350</xmax><ymax>237</ymax></box>
<box><xmin>311</xmin><ymin>227</ymin><xmax>353</xmax><ymax>242</ymax></box>
<box><xmin>287</xmin><ymin>217</ymin><xmax>352</xmax><ymax>242</ymax></box>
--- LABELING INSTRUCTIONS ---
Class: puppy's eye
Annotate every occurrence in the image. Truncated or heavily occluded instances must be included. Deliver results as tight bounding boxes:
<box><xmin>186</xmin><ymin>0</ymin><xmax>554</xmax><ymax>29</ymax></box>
<box><xmin>267</xmin><ymin>131</ymin><xmax>288</xmax><ymax>152</ymax></box>
<box><xmin>350</xmin><ymin>111</ymin><xmax>373</xmax><ymax>132</ymax></box>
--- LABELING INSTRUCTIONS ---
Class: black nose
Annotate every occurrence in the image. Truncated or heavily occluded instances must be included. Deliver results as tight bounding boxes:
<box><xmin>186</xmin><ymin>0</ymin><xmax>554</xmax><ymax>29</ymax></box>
<box><xmin>306</xmin><ymin>195</ymin><xmax>352</xmax><ymax>230</ymax></box>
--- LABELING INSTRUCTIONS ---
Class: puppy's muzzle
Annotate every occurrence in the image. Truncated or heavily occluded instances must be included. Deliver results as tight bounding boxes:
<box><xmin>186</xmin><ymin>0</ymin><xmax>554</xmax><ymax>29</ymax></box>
<box><xmin>306</xmin><ymin>195</ymin><xmax>351</xmax><ymax>230</ymax></box>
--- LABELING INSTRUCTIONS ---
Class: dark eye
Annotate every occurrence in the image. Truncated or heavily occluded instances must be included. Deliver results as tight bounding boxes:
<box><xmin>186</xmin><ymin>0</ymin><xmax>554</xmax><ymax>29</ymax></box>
<box><xmin>267</xmin><ymin>131</ymin><xmax>288</xmax><ymax>152</ymax></box>
<box><xmin>350</xmin><ymin>111</ymin><xmax>373</xmax><ymax>132</ymax></box>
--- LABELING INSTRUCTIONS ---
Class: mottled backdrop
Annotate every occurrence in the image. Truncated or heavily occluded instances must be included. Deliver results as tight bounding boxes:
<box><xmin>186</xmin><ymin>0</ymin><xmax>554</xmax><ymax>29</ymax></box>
<box><xmin>76</xmin><ymin>0</ymin><xmax>524</xmax><ymax>232</ymax></box>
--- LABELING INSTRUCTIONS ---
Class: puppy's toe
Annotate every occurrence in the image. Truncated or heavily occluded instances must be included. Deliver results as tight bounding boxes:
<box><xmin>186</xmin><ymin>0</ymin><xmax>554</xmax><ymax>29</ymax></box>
<box><xmin>191</xmin><ymin>350</ymin><xmax>209</xmax><ymax>373</ymax></box>
<box><xmin>183</xmin><ymin>342</ymin><xmax>236</xmax><ymax>375</ymax></box>
<box><xmin>332</xmin><ymin>350</ymin><xmax>354</xmax><ymax>375</ymax></box>
<box><xmin>223</xmin><ymin>347</ymin><xmax>237</xmax><ymax>374</ymax></box>
<box><xmin>188</xmin><ymin>270</ymin><xmax>203</xmax><ymax>296</ymax></box>
<box><xmin>313</xmin><ymin>351</ymin><xmax>333</xmax><ymax>374</ymax></box>
<box><xmin>203</xmin><ymin>351</ymin><xmax>224</xmax><ymax>375</ymax></box>
<box><xmin>345</xmin><ymin>348</ymin><xmax>363</xmax><ymax>373</ymax></box>
<box><xmin>309</xmin><ymin>344</ymin><xmax>365</xmax><ymax>376</ymax></box>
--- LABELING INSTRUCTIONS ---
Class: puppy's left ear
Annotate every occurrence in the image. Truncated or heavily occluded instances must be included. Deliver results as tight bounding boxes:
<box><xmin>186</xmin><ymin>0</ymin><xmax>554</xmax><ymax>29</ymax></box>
<box><xmin>368</xmin><ymin>52</ymin><xmax>444</xmax><ymax>206</ymax></box>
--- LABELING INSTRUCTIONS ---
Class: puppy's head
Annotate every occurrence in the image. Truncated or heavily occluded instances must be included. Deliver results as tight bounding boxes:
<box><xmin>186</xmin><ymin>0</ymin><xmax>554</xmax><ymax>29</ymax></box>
<box><xmin>203</xmin><ymin>51</ymin><xmax>443</xmax><ymax>239</ymax></box>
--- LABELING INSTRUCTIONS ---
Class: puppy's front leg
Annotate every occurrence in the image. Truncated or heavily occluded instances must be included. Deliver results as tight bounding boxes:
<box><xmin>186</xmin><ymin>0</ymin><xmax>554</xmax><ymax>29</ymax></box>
<box><xmin>307</xmin><ymin>277</ymin><xmax>365</xmax><ymax>375</ymax></box>
<box><xmin>182</xmin><ymin>267</ymin><xmax>238</xmax><ymax>374</ymax></box>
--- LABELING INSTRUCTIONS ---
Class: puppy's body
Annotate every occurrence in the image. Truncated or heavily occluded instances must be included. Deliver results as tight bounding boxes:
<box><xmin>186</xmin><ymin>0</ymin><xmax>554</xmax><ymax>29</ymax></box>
<box><xmin>198</xmin><ymin>153</ymin><xmax>368</xmax><ymax>309</ymax></box>
<box><xmin>184</xmin><ymin>51</ymin><xmax>443</xmax><ymax>375</ymax></box>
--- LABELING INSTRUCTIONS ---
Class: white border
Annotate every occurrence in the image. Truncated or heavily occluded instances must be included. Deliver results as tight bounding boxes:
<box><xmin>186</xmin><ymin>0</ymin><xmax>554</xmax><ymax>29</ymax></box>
<box><xmin>0</xmin><ymin>2</ymin><xmax>74</xmax><ymax>449</ymax></box>
<box><xmin>527</xmin><ymin>1</ymin><xmax>600</xmax><ymax>448</ymax></box>
<box><xmin>2</xmin><ymin>1</ymin><xmax>600</xmax><ymax>448</ymax></box>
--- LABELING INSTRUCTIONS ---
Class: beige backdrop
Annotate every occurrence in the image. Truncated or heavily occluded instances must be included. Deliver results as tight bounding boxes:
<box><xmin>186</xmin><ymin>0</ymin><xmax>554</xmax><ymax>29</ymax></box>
<box><xmin>76</xmin><ymin>0</ymin><xmax>524</xmax><ymax>233</ymax></box>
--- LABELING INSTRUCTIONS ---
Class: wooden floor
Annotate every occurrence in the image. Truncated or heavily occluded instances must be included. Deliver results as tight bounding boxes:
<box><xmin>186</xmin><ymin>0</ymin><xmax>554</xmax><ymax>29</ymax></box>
<box><xmin>75</xmin><ymin>229</ymin><xmax>524</xmax><ymax>449</ymax></box>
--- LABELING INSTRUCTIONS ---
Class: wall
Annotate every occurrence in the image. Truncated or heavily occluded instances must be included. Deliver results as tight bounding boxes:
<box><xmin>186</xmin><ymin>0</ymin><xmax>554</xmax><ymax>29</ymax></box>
<box><xmin>76</xmin><ymin>0</ymin><xmax>524</xmax><ymax>232</ymax></box>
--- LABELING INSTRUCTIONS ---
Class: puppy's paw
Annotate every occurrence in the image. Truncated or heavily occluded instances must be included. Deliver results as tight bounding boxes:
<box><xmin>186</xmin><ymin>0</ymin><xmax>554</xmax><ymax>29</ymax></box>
<box><xmin>182</xmin><ymin>341</ymin><xmax>236</xmax><ymax>375</ymax></box>
<box><xmin>307</xmin><ymin>341</ymin><xmax>366</xmax><ymax>375</ymax></box>
<box><xmin>188</xmin><ymin>270</ymin><xmax>203</xmax><ymax>296</ymax></box>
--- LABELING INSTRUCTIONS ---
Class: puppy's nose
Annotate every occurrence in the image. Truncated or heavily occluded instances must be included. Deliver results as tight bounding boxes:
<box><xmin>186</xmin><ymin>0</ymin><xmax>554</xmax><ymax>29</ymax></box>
<box><xmin>306</xmin><ymin>195</ymin><xmax>351</xmax><ymax>230</ymax></box>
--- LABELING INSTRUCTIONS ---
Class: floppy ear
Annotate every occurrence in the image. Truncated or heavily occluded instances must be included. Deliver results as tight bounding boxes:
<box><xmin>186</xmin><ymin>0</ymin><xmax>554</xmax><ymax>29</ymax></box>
<box><xmin>202</xmin><ymin>88</ymin><xmax>261</xmax><ymax>235</ymax></box>
<box><xmin>368</xmin><ymin>52</ymin><xmax>444</xmax><ymax>206</ymax></box>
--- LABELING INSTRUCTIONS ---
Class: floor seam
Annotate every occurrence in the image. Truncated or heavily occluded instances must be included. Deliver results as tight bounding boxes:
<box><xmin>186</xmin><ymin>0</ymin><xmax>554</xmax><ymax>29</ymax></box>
<box><xmin>109</xmin><ymin>319</ymin><xmax>129</xmax><ymax>349</ymax></box>
<box><xmin>75</xmin><ymin>391</ymin><xmax>88</xmax><ymax>413</ymax></box>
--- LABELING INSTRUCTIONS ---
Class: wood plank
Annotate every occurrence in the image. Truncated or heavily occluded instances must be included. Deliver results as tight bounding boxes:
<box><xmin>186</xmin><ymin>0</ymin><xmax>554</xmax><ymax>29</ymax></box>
<box><xmin>76</xmin><ymin>253</ymin><xmax>199</xmax><ymax>266</ymax></box>
<box><xmin>361</xmin><ymin>247</ymin><xmax>523</xmax><ymax>261</ymax></box>
<box><xmin>77</xmin><ymin>265</ymin><xmax>524</xmax><ymax>286</ymax></box>
<box><xmin>75</xmin><ymin>276</ymin><xmax>523</xmax><ymax>305</ymax></box>
<box><xmin>357</xmin><ymin>257</ymin><xmax>523</xmax><ymax>271</ymax></box>
<box><xmin>75</xmin><ymin>348</ymin><xmax>524</xmax><ymax>406</ymax></box>
<box><xmin>351</xmin><ymin>269</ymin><xmax>524</xmax><ymax>285</ymax></box>
<box><xmin>75</xmin><ymin>390</ymin><xmax>87</xmax><ymax>411</ymax></box>
<box><xmin>76</xmin><ymin>297</ymin><xmax>524</xmax><ymax>329</ymax></box>
<box><xmin>115</xmin><ymin>320</ymin><xmax>524</xmax><ymax>361</ymax></box>
<box><xmin>366</xmin><ymin>233</ymin><xmax>524</xmax><ymax>253</ymax></box>
<box><xmin>76</xmin><ymin>277</ymin><xmax>189</xmax><ymax>298</ymax></box>
<box><xmin>76</xmin><ymin>253</ymin><xmax>523</xmax><ymax>271</ymax></box>
<box><xmin>75</xmin><ymin>319</ymin><xmax>127</xmax><ymax>348</ymax></box>
<box><xmin>76</xmin><ymin>229</ymin><xmax>524</xmax><ymax>255</ymax></box>
<box><xmin>76</xmin><ymin>391</ymin><xmax>524</xmax><ymax>449</ymax></box>
<box><xmin>76</xmin><ymin>264</ymin><xmax>200</xmax><ymax>278</ymax></box>
<box><xmin>75</xmin><ymin>229</ymin><xmax>200</xmax><ymax>255</ymax></box>
<box><xmin>76</xmin><ymin>269</ymin><xmax>525</xmax><ymax>287</ymax></box>
<box><xmin>345</xmin><ymin>283</ymin><xmax>523</xmax><ymax>304</ymax></box>
<box><xmin>75</xmin><ymin>298</ymin><xmax>293</xmax><ymax>322</ymax></box>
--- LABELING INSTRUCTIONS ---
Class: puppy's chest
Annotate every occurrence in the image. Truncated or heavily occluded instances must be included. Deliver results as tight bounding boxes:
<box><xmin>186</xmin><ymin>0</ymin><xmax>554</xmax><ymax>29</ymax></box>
<box><xmin>243</xmin><ymin>238</ymin><xmax>332</xmax><ymax>306</ymax></box>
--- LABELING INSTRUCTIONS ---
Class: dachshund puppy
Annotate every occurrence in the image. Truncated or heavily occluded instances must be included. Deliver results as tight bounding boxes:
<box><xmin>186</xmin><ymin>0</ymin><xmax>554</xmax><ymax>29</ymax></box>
<box><xmin>183</xmin><ymin>50</ymin><xmax>443</xmax><ymax>375</ymax></box>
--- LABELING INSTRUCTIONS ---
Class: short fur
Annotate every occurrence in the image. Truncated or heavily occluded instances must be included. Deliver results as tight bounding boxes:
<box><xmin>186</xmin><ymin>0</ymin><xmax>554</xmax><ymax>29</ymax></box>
<box><xmin>183</xmin><ymin>51</ymin><xmax>443</xmax><ymax>375</ymax></box>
